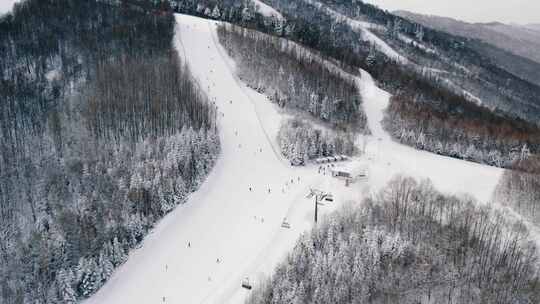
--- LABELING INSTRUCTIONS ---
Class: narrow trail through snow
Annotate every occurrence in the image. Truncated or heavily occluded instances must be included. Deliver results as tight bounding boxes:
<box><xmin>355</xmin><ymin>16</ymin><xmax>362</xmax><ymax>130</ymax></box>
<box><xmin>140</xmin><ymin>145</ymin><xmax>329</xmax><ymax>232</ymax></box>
<box><xmin>358</xmin><ymin>70</ymin><xmax>502</xmax><ymax>202</ymax></box>
<box><xmin>86</xmin><ymin>14</ymin><xmax>504</xmax><ymax>304</ymax></box>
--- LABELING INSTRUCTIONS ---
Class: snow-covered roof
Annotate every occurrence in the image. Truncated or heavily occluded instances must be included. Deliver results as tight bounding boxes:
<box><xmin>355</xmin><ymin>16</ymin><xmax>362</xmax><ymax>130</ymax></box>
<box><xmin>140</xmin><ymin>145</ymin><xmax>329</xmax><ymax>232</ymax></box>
<box><xmin>331</xmin><ymin>161</ymin><xmax>368</xmax><ymax>176</ymax></box>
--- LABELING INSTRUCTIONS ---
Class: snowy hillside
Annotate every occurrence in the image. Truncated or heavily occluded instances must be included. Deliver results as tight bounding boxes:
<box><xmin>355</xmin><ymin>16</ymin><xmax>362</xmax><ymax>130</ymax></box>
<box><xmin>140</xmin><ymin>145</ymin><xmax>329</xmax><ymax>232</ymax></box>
<box><xmin>304</xmin><ymin>0</ymin><xmax>407</xmax><ymax>63</ymax></box>
<box><xmin>396</xmin><ymin>10</ymin><xmax>540</xmax><ymax>65</ymax></box>
<box><xmin>86</xmin><ymin>14</ymin><xmax>504</xmax><ymax>304</ymax></box>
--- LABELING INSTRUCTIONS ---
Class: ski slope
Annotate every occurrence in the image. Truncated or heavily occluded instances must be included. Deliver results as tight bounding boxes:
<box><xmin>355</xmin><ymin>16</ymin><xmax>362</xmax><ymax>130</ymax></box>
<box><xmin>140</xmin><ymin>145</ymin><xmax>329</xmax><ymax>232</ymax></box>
<box><xmin>85</xmin><ymin>14</ymin><xmax>362</xmax><ymax>304</ymax></box>
<box><xmin>86</xmin><ymin>14</ymin><xmax>503</xmax><ymax>304</ymax></box>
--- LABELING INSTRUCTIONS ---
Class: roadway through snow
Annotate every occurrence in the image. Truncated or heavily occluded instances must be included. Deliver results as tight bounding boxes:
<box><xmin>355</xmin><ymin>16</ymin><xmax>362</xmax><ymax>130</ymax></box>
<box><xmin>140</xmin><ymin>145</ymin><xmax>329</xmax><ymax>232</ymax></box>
<box><xmin>86</xmin><ymin>14</ymin><xmax>503</xmax><ymax>304</ymax></box>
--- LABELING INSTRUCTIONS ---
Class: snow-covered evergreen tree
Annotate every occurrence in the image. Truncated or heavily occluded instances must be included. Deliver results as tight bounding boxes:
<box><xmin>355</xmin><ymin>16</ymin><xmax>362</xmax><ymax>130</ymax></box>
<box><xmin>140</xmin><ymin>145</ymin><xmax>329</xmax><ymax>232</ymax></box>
<box><xmin>321</xmin><ymin>97</ymin><xmax>331</xmax><ymax>121</ymax></box>
<box><xmin>77</xmin><ymin>258</ymin><xmax>101</xmax><ymax>297</ymax></box>
<box><xmin>309</xmin><ymin>92</ymin><xmax>319</xmax><ymax>116</ymax></box>
<box><xmin>211</xmin><ymin>5</ymin><xmax>221</xmax><ymax>19</ymax></box>
<box><xmin>56</xmin><ymin>269</ymin><xmax>76</xmax><ymax>304</ymax></box>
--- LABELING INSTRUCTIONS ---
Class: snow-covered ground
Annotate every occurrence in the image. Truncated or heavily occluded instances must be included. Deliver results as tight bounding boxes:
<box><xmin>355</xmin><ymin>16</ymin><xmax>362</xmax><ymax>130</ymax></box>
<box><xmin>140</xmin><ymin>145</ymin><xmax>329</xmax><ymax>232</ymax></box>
<box><xmin>86</xmin><ymin>14</ymin><xmax>503</xmax><ymax>304</ymax></box>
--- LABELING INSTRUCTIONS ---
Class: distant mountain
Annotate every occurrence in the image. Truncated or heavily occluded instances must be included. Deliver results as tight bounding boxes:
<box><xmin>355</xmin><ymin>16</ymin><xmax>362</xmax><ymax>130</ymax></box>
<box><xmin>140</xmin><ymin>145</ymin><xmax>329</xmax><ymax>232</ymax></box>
<box><xmin>526</xmin><ymin>23</ymin><xmax>540</xmax><ymax>33</ymax></box>
<box><xmin>395</xmin><ymin>10</ymin><xmax>540</xmax><ymax>65</ymax></box>
<box><xmin>483</xmin><ymin>22</ymin><xmax>540</xmax><ymax>47</ymax></box>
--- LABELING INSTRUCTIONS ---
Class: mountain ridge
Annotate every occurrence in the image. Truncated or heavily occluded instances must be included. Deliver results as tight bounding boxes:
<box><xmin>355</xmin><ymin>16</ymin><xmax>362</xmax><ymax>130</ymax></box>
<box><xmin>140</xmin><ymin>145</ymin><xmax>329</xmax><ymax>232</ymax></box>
<box><xmin>394</xmin><ymin>9</ymin><xmax>540</xmax><ymax>65</ymax></box>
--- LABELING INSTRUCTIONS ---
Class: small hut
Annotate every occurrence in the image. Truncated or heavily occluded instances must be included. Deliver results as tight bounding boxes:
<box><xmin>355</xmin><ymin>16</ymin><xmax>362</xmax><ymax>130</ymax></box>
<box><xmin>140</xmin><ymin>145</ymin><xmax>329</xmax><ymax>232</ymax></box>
<box><xmin>331</xmin><ymin>162</ymin><xmax>368</xmax><ymax>185</ymax></box>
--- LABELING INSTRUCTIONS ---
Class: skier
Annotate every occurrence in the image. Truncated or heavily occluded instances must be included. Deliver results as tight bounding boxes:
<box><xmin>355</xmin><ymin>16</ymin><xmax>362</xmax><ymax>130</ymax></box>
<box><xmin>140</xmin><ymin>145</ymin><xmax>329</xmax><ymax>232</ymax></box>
<box><xmin>188</xmin><ymin>242</ymin><xmax>191</xmax><ymax>248</ymax></box>
<box><xmin>216</xmin><ymin>258</ymin><xmax>221</xmax><ymax>263</ymax></box>
<box><xmin>249</xmin><ymin>187</ymin><xmax>252</xmax><ymax>192</ymax></box>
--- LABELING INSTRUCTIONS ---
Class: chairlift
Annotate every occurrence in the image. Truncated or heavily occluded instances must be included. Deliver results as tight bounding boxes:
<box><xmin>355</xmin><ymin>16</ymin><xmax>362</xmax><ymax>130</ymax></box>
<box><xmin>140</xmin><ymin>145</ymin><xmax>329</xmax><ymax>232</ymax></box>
<box><xmin>241</xmin><ymin>277</ymin><xmax>252</xmax><ymax>290</ymax></box>
<box><xmin>281</xmin><ymin>218</ymin><xmax>291</xmax><ymax>229</ymax></box>
<box><xmin>307</xmin><ymin>188</ymin><xmax>323</xmax><ymax>199</ymax></box>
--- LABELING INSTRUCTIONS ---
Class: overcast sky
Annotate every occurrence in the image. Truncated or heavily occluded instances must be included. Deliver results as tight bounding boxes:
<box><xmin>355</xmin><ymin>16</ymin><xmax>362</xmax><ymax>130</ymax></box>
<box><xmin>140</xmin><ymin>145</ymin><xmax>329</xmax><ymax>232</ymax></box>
<box><xmin>0</xmin><ymin>0</ymin><xmax>18</xmax><ymax>15</ymax></box>
<box><xmin>364</xmin><ymin>0</ymin><xmax>540</xmax><ymax>25</ymax></box>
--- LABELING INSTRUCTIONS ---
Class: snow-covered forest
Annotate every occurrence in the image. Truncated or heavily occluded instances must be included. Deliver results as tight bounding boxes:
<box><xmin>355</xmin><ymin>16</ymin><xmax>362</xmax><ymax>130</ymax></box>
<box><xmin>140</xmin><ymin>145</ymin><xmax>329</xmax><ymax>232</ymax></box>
<box><xmin>383</xmin><ymin>93</ymin><xmax>540</xmax><ymax>167</ymax></box>
<box><xmin>494</xmin><ymin>156</ymin><xmax>540</xmax><ymax>225</ymax></box>
<box><xmin>0</xmin><ymin>1</ymin><xmax>218</xmax><ymax>302</ymax></box>
<box><xmin>217</xmin><ymin>24</ymin><xmax>367</xmax><ymax>132</ymax></box>
<box><xmin>246</xmin><ymin>176</ymin><xmax>540</xmax><ymax>304</ymax></box>
<box><xmin>278</xmin><ymin>119</ymin><xmax>357</xmax><ymax>163</ymax></box>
